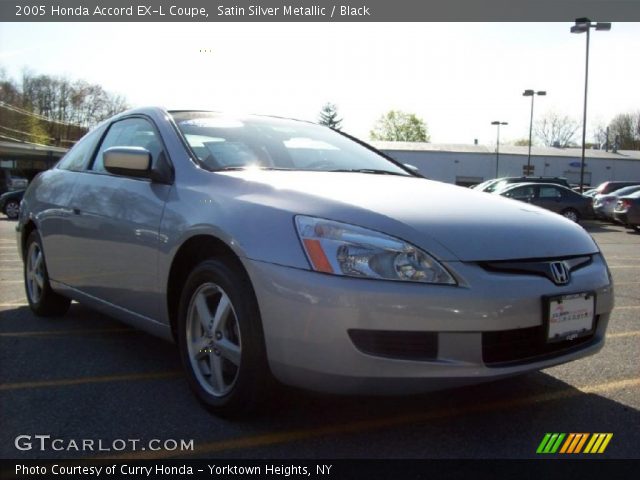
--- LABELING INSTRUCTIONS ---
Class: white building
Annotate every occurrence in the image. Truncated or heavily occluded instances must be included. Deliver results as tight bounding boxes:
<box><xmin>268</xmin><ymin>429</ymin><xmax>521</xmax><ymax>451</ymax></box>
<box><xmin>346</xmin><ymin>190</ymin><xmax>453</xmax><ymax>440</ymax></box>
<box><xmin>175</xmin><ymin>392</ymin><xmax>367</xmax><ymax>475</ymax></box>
<box><xmin>374</xmin><ymin>142</ymin><xmax>640</xmax><ymax>187</ymax></box>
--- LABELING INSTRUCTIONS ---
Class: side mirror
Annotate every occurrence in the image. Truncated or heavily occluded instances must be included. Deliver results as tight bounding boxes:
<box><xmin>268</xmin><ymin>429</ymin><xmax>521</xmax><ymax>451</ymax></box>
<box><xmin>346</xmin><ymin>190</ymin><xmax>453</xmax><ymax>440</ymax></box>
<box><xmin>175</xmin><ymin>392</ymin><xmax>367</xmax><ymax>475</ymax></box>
<box><xmin>103</xmin><ymin>147</ymin><xmax>151</xmax><ymax>179</ymax></box>
<box><xmin>403</xmin><ymin>163</ymin><xmax>424</xmax><ymax>178</ymax></box>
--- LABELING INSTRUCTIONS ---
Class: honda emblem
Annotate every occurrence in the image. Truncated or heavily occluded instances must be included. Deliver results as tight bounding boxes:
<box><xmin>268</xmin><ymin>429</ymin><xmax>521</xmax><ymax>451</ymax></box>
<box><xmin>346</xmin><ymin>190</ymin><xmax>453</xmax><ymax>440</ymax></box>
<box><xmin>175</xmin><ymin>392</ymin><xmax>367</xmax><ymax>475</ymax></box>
<box><xmin>550</xmin><ymin>261</ymin><xmax>570</xmax><ymax>285</ymax></box>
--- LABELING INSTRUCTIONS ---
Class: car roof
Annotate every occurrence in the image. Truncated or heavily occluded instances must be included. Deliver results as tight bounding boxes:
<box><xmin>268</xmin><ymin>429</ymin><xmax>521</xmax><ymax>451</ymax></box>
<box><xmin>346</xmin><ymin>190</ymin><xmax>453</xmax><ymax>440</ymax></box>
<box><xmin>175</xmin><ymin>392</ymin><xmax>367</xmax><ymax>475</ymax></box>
<box><xmin>110</xmin><ymin>106</ymin><xmax>317</xmax><ymax>127</ymax></box>
<box><xmin>502</xmin><ymin>182</ymin><xmax>570</xmax><ymax>189</ymax></box>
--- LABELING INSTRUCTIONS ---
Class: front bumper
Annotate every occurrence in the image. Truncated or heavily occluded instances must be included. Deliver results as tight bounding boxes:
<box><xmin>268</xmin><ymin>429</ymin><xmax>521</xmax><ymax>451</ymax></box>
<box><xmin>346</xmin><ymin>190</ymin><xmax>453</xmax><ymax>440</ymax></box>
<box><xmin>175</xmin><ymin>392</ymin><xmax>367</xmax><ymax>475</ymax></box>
<box><xmin>244</xmin><ymin>256</ymin><xmax>613</xmax><ymax>394</ymax></box>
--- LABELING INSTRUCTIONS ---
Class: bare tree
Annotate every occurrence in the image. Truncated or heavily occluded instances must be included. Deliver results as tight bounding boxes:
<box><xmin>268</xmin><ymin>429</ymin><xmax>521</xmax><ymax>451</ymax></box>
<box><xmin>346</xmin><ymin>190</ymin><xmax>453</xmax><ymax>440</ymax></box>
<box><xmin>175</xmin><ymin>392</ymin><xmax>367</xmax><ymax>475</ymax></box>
<box><xmin>608</xmin><ymin>112</ymin><xmax>640</xmax><ymax>150</ymax></box>
<box><xmin>534</xmin><ymin>111</ymin><xmax>579</xmax><ymax>148</ymax></box>
<box><xmin>0</xmin><ymin>66</ymin><xmax>129</xmax><ymax>145</ymax></box>
<box><xmin>592</xmin><ymin>121</ymin><xmax>608</xmax><ymax>149</ymax></box>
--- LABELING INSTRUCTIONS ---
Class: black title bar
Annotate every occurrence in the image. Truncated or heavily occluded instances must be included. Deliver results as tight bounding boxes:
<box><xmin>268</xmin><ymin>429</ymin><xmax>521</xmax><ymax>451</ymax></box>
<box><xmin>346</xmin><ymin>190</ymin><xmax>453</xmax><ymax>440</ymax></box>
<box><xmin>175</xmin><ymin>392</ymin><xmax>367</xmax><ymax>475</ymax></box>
<box><xmin>2</xmin><ymin>459</ymin><xmax>640</xmax><ymax>480</ymax></box>
<box><xmin>1</xmin><ymin>0</ymin><xmax>640</xmax><ymax>22</ymax></box>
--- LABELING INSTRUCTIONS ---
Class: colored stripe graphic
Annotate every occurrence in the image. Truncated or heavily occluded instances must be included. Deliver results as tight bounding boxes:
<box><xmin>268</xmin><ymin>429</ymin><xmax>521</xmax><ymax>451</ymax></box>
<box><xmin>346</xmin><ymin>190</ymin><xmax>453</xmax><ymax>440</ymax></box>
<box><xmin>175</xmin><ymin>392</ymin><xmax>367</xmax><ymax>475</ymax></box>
<box><xmin>538</xmin><ymin>433</ymin><xmax>613</xmax><ymax>454</ymax></box>
<box><xmin>536</xmin><ymin>433</ymin><xmax>552</xmax><ymax>454</ymax></box>
<box><xmin>536</xmin><ymin>433</ymin><xmax>565</xmax><ymax>454</ymax></box>
<box><xmin>559</xmin><ymin>433</ymin><xmax>575</xmax><ymax>454</ymax></box>
<box><xmin>584</xmin><ymin>433</ymin><xmax>613</xmax><ymax>454</ymax></box>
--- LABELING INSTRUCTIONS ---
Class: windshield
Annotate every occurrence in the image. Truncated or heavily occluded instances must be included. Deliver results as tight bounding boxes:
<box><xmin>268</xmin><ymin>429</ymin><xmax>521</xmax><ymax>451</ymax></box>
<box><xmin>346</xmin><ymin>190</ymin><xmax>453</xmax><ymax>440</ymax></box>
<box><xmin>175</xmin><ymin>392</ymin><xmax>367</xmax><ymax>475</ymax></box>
<box><xmin>170</xmin><ymin>111</ymin><xmax>409</xmax><ymax>175</ymax></box>
<box><xmin>612</xmin><ymin>185</ymin><xmax>640</xmax><ymax>196</ymax></box>
<box><xmin>472</xmin><ymin>179</ymin><xmax>498</xmax><ymax>191</ymax></box>
<box><xmin>488</xmin><ymin>180</ymin><xmax>511</xmax><ymax>193</ymax></box>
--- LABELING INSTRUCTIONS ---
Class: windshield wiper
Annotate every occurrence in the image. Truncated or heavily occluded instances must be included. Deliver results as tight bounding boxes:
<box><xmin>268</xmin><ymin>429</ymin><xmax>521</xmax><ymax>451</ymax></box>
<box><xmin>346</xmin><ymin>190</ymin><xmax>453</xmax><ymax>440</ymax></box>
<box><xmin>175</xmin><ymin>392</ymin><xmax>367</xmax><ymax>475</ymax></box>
<box><xmin>328</xmin><ymin>169</ymin><xmax>409</xmax><ymax>176</ymax></box>
<box><xmin>215</xmin><ymin>166</ymin><xmax>295</xmax><ymax>171</ymax></box>
<box><xmin>216</xmin><ymin>166</ymin><xmax>248</xmax><ymax>171</ymax></box>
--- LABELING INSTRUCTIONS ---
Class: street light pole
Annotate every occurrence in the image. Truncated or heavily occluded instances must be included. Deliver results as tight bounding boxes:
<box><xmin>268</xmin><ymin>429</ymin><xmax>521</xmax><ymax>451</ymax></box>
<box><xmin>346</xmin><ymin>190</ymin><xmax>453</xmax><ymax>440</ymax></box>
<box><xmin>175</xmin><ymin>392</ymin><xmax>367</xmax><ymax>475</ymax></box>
<box><xmin>571</xmin><ymin>18</ymin><xmax>611</xmax><ymax>192</ymax></box>
<box><xmin>523</xmin><ymin>90</ymin><xmax>546</xmax><ymax>171</ymax></box>
<box><xmin>491</xmin><ymin>121</ymin><xmax>508</xmax><ymax>178</ymax></box>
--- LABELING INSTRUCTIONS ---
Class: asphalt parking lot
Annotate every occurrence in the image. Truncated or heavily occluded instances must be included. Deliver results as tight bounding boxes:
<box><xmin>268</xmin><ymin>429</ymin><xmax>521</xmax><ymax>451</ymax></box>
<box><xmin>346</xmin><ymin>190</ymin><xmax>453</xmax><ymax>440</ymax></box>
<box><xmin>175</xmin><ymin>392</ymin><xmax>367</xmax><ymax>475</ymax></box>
<box><xmin>1</xmin><ymin>217</ymin><xmax>639</xmax><ymax>460</ymax></box>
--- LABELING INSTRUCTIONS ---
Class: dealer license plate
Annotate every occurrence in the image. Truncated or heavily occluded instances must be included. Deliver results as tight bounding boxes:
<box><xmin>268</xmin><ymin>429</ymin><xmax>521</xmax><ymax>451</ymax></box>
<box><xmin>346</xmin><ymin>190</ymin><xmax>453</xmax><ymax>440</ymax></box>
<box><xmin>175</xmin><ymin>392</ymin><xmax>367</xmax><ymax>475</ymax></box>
<box><xmin>546</xmin><ymin>292</ymin><xmax>595</xmax><ymax>343</ymax></box>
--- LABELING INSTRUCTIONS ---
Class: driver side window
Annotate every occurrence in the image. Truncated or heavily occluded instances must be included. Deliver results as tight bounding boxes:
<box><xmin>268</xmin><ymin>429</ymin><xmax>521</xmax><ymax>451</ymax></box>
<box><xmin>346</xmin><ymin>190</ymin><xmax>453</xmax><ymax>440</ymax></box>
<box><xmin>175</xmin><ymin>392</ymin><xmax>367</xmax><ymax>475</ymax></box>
<box><xmin>91</xmin><ymin>118</ymin><xmax>162</xmax><ymax>173</ymax></box>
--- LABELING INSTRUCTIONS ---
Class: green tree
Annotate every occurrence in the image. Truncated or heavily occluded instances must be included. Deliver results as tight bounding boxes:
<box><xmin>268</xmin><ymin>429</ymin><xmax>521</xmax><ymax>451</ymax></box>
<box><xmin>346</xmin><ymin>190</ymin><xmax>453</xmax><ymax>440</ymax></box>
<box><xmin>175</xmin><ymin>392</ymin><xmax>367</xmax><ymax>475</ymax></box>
<box><xmin>513</xmin><ymin>138</ymin><xmax>531</xmax><ymax>146</ymax></box>
<box><xmin>318</xmin><ymin>102</ymin><xmax>342</xmax><ymax>130</ymax></box>
<box><xmin>370</xmin><ymin>110</ymin><xmax>429</xmax><ymax>142</ymax></box>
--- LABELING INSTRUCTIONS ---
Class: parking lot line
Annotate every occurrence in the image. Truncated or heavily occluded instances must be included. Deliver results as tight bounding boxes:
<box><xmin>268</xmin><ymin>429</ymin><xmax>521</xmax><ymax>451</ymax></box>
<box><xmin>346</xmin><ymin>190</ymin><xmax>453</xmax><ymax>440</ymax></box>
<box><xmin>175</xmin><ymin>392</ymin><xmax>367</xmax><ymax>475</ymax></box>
<box><xmin>607</xmin><ymin>331</ymin><xmax>640</xmax><ymax>339</ymax></box>
<box><xmin>0</xmin><ymin>280</ymin><xmax>22</xmax><ymax>284</ymax></box>
<box><xmin>0</xmin><ymin>303</ymin><xmax>27</xmax><ymax>308</ymax></box>
<box><xmin>615</xmin><ymin>305</ymin><xmax>640</xmax><ymax>310</ymax></box>
<box><xmin>0</xmin><ymin>327</ymin><xmax>135</xmax><ymax>337</ymax></box>
<box><xmin>607</xmin><ymin>265</ymin><xmax>640</xmax><ymax>269</ymax></box>
<box><xmin>0</xmin><ymin>298</ymin><xmax>27</xmax><ymax>306</ymax></box>
<box><xmin>101</xmin><ymin>376</ymin><xmax>640</xmax><ymax>460</ymax></box>
<box><xmin>0</xmin><ymin>370</ymin><xmax>182</xmax><ymax>392</ymax></box>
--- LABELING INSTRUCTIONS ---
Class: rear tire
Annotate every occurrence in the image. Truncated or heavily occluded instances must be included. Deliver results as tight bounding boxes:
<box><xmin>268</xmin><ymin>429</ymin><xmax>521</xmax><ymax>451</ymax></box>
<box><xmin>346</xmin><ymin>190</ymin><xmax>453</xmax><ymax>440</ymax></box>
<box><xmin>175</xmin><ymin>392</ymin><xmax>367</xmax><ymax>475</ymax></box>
<box><xmin>177</xmin><ymin>258</ymin><xmax>271</xmax><ymax>416</ymax></box>
<box><xmin>24</xmin><ymin>231</ymin><xmax>71</xmax><ymax>316</ymax></box>
<box><xmin>561</xmin><ymin>208</ymin><xmax>580</xmax><ymax>223</ymax></box>
<box><xmin>4</xmin><ymin>200</ymin><xmax>20</xmax><ymax>219</ymax></box>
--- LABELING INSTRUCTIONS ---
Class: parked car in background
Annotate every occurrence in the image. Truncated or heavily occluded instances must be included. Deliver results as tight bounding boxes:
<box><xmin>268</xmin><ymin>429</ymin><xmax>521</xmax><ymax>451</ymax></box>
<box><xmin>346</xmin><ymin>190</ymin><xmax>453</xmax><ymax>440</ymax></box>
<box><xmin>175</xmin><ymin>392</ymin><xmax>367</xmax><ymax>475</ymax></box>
<box><xmin>475</xmin><ymin>176</ymin><xmax>570</xmax><ymax>193</ymax></box>
<box><xmin>0</xmin><ymin>189</ymin><xmax>25</xmax><ymax>220</ymax></box>
<box><xmin>593</xmin><ymin>185</ymin><xmax>640</xmax><ymax>221</ymax></box>
<box><xmin>592</xmin><ymin>181</ymin><xmax>640</xmax><ymax>195</ymax></box>
<box><xmin>496</xmin><ymin>183</ymin><xmax>593</xmax><ymax>222</ymax></box>
<box><xmin>0</xmin><ymin>170</ymin><xmax>28</xmax><ymax>194</ymax></box>
<box><xmin>613</xmin><ymin>190</ymin><xmax>640</xmax><ymax>231</ymax></box>
<box><xmin>16</xmin><ymin>107</ymin><xmax>614</xmax><ymax>415</ymax></box>
<box><xmin>583</xmin><ymin>188</ymin><xmax>598</xmax><ymax>198</ymax></box>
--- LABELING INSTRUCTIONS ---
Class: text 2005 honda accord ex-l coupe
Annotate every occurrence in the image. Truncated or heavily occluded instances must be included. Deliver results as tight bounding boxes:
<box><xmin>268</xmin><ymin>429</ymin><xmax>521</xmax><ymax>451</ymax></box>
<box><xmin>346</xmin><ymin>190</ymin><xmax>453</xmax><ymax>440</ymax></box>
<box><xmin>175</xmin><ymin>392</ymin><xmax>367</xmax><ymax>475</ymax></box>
<box><xmin>17</xmin><ymin>107</ymin><xmax>614</xmax><ymax>415</ymax></box>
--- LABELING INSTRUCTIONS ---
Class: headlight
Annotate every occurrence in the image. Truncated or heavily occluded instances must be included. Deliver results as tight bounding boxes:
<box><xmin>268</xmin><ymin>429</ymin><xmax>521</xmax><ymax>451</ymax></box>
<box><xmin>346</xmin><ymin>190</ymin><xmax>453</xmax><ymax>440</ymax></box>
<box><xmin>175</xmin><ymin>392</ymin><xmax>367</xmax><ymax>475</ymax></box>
<box><xmin>295</xmin><ymin>215</ymin><xmax>456</xmax><ymax>285</ymax></box>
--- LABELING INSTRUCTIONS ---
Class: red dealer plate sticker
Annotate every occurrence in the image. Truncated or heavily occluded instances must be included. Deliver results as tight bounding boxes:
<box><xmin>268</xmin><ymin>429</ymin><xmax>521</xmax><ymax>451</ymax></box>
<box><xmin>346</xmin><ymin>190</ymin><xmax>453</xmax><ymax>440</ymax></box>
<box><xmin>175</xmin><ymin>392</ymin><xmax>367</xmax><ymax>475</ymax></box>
<box><xmin>545</xmin><ymin>292</ymin><xmax>596</xmax><ymax>343</ymax></box>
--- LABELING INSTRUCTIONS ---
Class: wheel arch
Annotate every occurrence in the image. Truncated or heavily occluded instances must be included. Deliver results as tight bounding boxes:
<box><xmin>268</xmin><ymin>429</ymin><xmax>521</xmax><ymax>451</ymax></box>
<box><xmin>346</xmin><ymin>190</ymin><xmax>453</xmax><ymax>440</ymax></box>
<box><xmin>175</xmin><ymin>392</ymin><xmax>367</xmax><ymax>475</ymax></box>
<box><xmin>20</xmin><ymin>220</ymin><xmax>37</xmax><ymax>261</ymax></box>
<box><xmin>166</xmin><ymin>234</ymin><xmax>255</xmax><ymax>341</ymax></box>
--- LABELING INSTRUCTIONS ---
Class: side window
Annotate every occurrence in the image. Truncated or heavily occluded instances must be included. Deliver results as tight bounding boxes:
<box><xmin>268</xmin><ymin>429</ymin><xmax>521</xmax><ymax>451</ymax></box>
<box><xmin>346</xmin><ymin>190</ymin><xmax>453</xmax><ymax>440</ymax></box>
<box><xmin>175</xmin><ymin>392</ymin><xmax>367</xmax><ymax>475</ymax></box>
<box><xmin>507</xmin><ymin>186</ymin><xmax>535</xmax><ymax>200</ymax></box>
<box><xmin>540</xmin><ymin>187</ymin><xmax>562</xmax><ymax>199</ymax></box>
<box><xmin>57</xmin><ymin>126</ymin><xmax>104</xmax><ymax>171</ymax></box>
<box><xmin>91</xmin><ymin>117</ymin><xmax>162</xmax><ymax>173</ymax></box>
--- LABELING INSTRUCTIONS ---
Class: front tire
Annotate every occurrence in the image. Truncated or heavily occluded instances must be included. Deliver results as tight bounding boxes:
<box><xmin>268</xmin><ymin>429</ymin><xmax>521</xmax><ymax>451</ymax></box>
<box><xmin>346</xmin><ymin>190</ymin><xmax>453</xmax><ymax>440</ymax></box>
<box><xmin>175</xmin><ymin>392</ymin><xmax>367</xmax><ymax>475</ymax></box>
<box><xmin>177</xmin><ymin>258</ymin><xmax>270</xmax><ymax>416</ymax></box>
<box><xmin>24</xmin><ymin>231</ymin><xmax>71</xmax><ymax>316</ymax></box>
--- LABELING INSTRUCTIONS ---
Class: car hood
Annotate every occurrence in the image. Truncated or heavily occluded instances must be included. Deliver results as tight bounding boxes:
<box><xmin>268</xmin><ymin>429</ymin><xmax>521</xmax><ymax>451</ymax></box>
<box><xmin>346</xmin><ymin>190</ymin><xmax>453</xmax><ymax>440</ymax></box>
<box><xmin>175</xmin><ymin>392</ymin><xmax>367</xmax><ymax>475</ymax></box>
<box><xmin>221</xmin><ymin>170</ymin><xmax>599</xmax><ymax>262</ymax></box>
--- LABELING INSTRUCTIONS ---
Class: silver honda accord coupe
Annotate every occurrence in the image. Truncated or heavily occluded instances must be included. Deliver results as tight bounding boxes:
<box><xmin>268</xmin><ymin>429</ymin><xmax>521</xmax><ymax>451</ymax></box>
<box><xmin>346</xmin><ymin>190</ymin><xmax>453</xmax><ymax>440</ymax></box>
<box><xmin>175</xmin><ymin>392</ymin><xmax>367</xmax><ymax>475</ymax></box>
<box><xmin>17</xmin><ymin>107</ymin><xmax>614</xmax><ymax>415</ymax></box>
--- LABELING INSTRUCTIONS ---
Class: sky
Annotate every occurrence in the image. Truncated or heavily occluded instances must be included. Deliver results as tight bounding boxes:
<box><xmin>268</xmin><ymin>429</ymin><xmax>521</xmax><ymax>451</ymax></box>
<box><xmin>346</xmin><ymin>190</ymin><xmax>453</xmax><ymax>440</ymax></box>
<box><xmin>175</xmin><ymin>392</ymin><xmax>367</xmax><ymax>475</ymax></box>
<box><xmin>1</xmin><ymin>22</ymin><xmax>639</xmax><ymax>146</ymax></box>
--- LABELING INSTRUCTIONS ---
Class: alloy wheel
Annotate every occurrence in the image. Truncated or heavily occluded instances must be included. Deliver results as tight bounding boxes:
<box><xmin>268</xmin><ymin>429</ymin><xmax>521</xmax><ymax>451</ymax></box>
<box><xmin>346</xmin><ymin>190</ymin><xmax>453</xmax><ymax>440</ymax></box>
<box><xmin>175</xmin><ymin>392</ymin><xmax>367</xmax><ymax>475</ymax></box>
<box><xmin>5</xmin><ymin>201</ymin><xmax>19</xmax><ymax>219</ymax></box>
<box><xmin>26</xmin><ymin>242</ymin><xmax>45</xmax><ymax>304</ymax></box>
<box><xmin>185</xmin><ymin>283</ymin><xmax>242</xmax><ymax>397</ymax></box>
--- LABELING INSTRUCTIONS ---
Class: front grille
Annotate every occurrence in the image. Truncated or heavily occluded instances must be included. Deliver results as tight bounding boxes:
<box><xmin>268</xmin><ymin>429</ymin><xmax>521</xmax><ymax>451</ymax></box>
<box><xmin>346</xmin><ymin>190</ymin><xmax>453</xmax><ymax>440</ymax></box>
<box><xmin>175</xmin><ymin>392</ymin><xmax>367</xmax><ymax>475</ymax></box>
<box><xmin>482</xmin><ymin>317</ymin><xmax>599</xmax><ymax>367</ymax></box>
<box><xmin>479</xmin><ymin>255</ymin><xmax>592</xmax><ymax>285</ymax></box>
<box><xmin>348</xmin><ymin>329</ymin><xmax>438</xmax><ymax>361</ymax></box>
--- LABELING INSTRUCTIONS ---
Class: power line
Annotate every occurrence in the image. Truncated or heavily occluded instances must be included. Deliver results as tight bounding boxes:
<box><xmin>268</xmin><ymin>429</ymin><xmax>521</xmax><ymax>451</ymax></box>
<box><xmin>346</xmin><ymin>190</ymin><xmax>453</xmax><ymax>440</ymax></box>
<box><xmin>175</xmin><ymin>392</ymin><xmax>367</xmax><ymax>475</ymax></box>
<box><xmin>0</xmin><ymin>124</ymin><xmax>75</xmax><ymax>145</ymax></box>
<box><xmin>0</xmin><ymin>101</ymin><xmax>83</xmax><ymax>127</ymax></box>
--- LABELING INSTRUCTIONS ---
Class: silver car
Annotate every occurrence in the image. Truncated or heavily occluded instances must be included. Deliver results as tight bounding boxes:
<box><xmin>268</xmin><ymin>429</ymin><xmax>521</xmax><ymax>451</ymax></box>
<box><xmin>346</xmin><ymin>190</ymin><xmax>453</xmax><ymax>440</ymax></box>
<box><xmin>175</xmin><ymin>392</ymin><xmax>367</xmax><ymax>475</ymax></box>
<box><xmin>593</xmin><ymin>185</ymin><xmax>640</xmax><ymax>220</ymax></box>
<box><xmin>17</xmin><ymin>107</ymin><xmax>614</xmax><ymax>415</ymax></box>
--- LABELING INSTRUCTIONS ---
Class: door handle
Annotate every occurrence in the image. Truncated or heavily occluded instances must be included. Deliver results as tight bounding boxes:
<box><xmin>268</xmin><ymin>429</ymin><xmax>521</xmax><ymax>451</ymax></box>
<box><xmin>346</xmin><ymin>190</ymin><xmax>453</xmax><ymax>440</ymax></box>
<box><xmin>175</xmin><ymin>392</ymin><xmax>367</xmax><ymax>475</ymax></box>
<box><xmin>72</xmin><ymin>207</ymin><xmax>81</xmax><ymax>215</ymax></box>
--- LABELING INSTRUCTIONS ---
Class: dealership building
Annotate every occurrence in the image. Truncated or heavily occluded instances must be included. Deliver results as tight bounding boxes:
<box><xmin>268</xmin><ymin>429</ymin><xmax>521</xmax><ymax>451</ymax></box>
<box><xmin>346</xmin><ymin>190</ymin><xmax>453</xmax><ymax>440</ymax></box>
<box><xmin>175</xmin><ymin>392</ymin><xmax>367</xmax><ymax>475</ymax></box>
<box><xmin>1</xmin><ymin>138</ymin><xmax>640</xmax><ymax>191</ymax></box>
<box><xmin>374</xmin><ymin>142</ymin><xmax>640</xmax><ymax>187</ymax></box>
